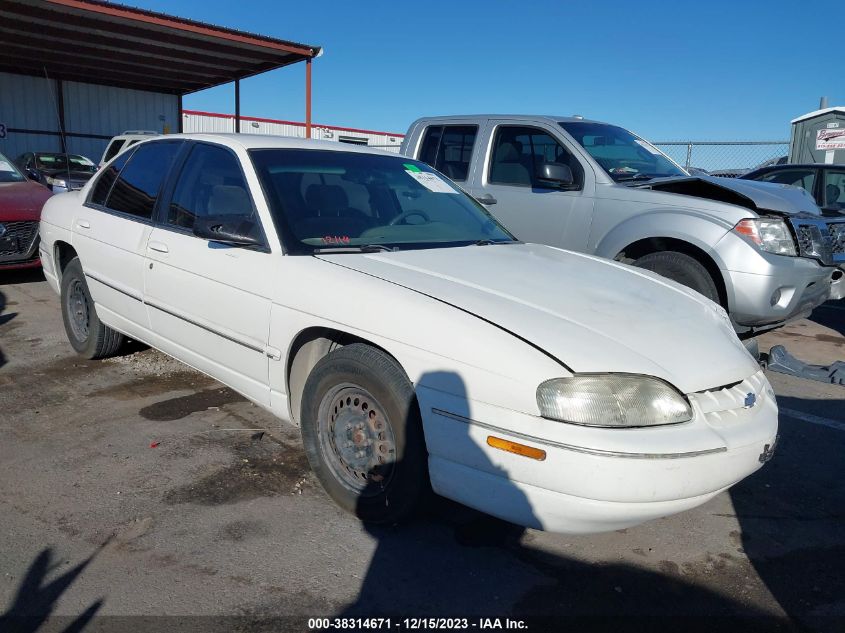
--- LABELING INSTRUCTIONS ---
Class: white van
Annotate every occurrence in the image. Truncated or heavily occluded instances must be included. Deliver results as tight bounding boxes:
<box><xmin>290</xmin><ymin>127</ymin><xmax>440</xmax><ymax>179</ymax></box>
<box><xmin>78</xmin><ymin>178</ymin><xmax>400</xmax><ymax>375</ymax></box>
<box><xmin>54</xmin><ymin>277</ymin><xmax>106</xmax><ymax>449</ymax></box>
<box><xmin>98</xmin><ymin>131</ymin><xmax>159</xmax><ymax>168</ymax></box>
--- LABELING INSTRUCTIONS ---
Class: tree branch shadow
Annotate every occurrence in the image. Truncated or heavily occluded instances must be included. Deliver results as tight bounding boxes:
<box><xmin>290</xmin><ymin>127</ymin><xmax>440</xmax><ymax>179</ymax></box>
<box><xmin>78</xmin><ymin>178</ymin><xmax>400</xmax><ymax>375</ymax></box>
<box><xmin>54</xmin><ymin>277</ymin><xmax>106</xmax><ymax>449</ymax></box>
<box><xmin>0</xmin><ymin>539</ymin><xmax>109</xmax><ymax>633</ymax></box>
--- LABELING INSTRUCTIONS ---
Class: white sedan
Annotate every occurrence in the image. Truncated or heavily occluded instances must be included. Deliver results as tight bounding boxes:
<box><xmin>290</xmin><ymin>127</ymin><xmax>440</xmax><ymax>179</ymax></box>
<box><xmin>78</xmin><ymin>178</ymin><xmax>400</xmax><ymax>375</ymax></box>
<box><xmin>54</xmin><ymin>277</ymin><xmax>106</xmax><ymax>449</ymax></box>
<box><xmin>38</xmin><ymin>134</ymin><xmax>778</xmax><ymax>534</ymax></box>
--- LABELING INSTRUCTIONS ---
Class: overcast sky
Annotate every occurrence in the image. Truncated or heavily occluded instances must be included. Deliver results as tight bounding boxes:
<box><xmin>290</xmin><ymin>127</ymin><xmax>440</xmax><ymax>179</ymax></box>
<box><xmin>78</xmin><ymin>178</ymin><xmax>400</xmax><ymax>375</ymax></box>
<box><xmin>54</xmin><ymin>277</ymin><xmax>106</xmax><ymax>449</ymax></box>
<box><xmin>136</xmin><ymin>0</ymin><xmax>841</xmax><ymax>141</ymax></box>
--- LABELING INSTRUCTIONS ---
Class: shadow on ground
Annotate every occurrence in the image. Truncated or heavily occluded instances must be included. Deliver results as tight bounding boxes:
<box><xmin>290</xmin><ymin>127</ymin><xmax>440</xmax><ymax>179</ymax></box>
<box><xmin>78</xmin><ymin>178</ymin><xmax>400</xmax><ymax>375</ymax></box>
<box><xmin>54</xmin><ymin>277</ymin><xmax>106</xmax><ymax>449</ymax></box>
<box><xmin>0</xmin><ymin>288</ymin><xmax>12</xmax><ymax>367</ymax></box>
<box><xmin>1</xmin><ymin>269</ymin><xmax>45</xmax><ymax>367</ymax></box>
<box><xmin>330</xmin><ymin>373</ymin><xmax>843</xmax><ymax>632</ymax></box>
<box><xmin>731</xmin><ymin>394</ymin><xmax>845</xmax><ymax>633</ymax></box>
<box><xmin>0</xmin><ymin>542</ymin><xmax>107</xmax><ymax>633</ymax></box>
<box><xmin>0</xmin><ymin>269</ymin><xmax>46</xmax><ymax>286</ymax></box>
<box><xmin>810</xmin><ymin>299</ymin><xmax>845</xmax><ymax>337</ymax></box>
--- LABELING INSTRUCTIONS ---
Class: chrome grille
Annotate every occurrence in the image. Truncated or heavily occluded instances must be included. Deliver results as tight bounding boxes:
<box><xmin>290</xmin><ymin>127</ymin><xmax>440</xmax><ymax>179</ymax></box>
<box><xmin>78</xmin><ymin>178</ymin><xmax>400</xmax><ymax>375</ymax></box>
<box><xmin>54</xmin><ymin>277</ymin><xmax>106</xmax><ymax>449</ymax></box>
<box><xmin>0</xmin><ymin>220</ymin><xmax>39</xmax><ymax>260</ymax></box>
<box><xmin>828</xmin><ymin>221</ymin><xmax>845</xmax><ymax>263</ymax></box>
<box><xmin>790</xmin><ymin>218</ymin><xmax>833</xmax><ymax>265</ymax></box>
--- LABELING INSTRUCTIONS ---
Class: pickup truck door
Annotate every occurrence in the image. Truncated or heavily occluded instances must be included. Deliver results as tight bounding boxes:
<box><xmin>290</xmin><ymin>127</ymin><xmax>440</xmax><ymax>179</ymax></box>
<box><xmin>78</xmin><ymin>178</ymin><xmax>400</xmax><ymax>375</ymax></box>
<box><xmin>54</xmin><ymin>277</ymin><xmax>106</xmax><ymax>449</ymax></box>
<box><xmin>142</xmin><ymin>142</ymin><xmax>273</xmax><ymax>408</ymax></box>
<box><xmin>72</xmin><ymin>142</ymin><xmax>181</xmax><ymax>339</ymax></box>
<box><xmin>465</xmin><ymin>120</ymin><xmax>595</xmax><ymax>251</ymax></box>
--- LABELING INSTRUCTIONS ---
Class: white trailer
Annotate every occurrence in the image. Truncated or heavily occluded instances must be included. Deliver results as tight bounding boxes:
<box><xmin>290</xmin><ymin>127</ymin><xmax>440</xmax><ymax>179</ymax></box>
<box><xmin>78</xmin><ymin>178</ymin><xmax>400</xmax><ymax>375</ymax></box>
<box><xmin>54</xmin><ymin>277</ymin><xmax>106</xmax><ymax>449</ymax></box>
<box><xmin>183</xmin><ymin>110</ymin><xmax>404</xmax><ymax>153</ymax></box>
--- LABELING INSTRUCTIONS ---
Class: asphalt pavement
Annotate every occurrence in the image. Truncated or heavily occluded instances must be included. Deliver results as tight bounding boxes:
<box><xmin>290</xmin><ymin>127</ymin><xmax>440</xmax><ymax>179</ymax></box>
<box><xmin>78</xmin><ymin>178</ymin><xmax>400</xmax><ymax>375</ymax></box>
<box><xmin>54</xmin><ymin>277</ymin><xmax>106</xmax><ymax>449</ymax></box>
<box><xmin>1</xmin><ymin>270</ymin><xmax>843</xmax><ymax>633</ymax></box>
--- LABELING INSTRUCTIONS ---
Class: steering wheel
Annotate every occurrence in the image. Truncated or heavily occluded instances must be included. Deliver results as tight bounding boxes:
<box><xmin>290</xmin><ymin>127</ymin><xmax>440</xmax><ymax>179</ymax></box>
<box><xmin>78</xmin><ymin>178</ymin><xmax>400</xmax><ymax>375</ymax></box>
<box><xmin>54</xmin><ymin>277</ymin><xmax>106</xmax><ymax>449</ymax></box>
<box><xmin>388</xmin><ymin>209</ymin><xmax>431</xmax><ymax>226</ymax></box>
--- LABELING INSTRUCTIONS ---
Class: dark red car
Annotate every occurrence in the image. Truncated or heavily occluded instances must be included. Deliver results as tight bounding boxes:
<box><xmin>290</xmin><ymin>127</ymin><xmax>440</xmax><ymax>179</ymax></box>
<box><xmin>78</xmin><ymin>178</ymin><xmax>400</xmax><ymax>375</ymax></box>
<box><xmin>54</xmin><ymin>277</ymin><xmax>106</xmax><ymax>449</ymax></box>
<box><xmin>0</xmin><ymin>151</ymin><xmax>53</xmax><ymax>270</ymax></box>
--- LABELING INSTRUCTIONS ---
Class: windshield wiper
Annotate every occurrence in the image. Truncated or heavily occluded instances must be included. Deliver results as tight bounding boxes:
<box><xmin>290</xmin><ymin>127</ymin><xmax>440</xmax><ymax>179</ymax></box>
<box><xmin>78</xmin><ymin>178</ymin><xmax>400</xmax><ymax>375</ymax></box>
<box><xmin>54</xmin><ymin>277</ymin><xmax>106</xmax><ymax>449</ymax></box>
<box><xmin>473</xmin><ymin>239</ymin><xmax>518</xmax><ymax>246</ymax></box>
<box><xmin>615</xmin><ymin>174</ymin><xmax>655</xmax><ymax>183</ymax></box>
<box><xmin>313</xmin><ymin>244</ymin><xmax>397</xmax><ymax>254</ymax></box>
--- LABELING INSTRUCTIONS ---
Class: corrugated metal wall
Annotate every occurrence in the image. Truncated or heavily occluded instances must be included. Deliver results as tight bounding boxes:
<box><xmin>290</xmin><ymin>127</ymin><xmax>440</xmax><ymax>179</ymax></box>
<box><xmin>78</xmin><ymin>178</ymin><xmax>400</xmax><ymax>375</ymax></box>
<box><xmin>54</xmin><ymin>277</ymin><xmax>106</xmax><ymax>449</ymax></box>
<box><xmin>183</xmin><ymin>111</ymin><xmax>404</xmax><ymax>152</ymax></box>
<box><xmin>63</xmin><ymin>81</ymin><xmax>179</xmax><ymax>160</ymax></box>
<box><xmin>0</xmin><ymin>71</ymin><xmax>178</xmax><ymax>162</ymax></box>
<box><xmin>0</xmin><ymin>73</ymin><xmax>62</xmax><ymax>158</ymax></box>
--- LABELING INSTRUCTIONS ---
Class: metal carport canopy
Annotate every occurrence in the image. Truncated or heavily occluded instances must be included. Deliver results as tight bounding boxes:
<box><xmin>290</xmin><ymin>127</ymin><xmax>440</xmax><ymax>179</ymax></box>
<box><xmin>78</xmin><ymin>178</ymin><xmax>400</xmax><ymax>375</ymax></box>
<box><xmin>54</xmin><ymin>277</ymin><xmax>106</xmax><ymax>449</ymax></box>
<box><xmin>0</xmin><ymin>0</ymin><xmax>322</xmax><ymax>128</ymax></box>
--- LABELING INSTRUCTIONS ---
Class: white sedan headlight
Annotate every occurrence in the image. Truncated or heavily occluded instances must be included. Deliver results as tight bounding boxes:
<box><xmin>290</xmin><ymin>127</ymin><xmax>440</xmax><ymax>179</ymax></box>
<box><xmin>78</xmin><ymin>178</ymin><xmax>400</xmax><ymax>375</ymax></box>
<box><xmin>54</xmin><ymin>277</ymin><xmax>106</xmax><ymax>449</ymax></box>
<box><xmin>536</xmin><ymin>375</ymin><xmax>692</xmax><ymax>428</ymax></box>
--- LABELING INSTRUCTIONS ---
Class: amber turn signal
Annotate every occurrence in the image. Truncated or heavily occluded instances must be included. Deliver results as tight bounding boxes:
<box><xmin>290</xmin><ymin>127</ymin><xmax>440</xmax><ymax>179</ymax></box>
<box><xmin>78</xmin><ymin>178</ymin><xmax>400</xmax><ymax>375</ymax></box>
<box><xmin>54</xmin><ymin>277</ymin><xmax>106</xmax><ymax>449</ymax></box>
<box><xmin>486</xmin><ymin>435</ymin><xmax>546</xmax><ymax>461</ymax></box>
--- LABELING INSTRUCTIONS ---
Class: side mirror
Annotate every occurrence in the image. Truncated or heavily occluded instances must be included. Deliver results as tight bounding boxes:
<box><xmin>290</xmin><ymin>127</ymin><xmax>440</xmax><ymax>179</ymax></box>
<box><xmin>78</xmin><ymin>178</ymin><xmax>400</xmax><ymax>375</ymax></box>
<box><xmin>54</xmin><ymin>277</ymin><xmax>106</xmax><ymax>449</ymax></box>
<box><xmin>537</xmin><ymin>163</ymin><xmax>575</xmax><ymax>189</ymax></box>
<box><xmin>193</xmin><ymin>215</ymin><xmax>262</xmax><ymax>247</ymax></box>
<box><xmin>26</xmin><ymin>168</ymin><xmax>39</xmax><ymax>181</ymax></box>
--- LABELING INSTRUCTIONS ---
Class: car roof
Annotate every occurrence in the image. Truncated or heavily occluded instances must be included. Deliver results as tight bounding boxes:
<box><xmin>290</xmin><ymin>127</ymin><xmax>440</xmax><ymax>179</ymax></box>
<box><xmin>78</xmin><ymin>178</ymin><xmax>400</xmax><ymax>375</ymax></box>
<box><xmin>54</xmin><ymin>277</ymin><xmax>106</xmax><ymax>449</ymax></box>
<box><xmin>136</xmin><ymin>133</ymin><xmax>402</xmax><ymax>156</ymax></box>
<box><xmin>409</xmin><ymin>114</ymin><xmax>607</xmax><ymax>125</ymax></box>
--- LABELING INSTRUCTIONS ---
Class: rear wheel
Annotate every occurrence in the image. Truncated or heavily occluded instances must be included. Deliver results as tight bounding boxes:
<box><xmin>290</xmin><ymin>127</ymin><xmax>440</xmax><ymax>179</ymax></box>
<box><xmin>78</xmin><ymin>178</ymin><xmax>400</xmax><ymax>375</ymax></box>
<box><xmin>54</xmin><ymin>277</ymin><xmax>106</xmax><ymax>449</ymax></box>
<box><xmin>300</xmin><ymin>343</ymin><xmax>428</xmax><ymax>524</ymax></box>
<box><xmin>60</xmin><ymin>257</ymin><xmax>125</xmax><ymax>359</ymax></box>
<box><xmin>633</xmin><ymin>251</ymin><xmax>720</xmax><ymax>304</ymax></box>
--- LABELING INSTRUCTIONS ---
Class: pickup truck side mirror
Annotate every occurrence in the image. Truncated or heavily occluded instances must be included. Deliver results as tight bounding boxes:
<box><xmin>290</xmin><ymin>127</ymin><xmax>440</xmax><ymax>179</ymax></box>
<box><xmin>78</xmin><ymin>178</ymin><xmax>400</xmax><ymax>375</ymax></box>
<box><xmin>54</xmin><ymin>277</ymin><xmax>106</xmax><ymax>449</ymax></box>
<box><xmin>193</xmin><ymin>215</ymin><xmax>262</xmax><ymax>248</ymax></box>
<box><xmin>537</xmin><ymin>163</ymin><xmax>575</xmax><ymax>189</ymax></box>
<box><xmin>25</xmin><ymin>168</ymin><xmax>39</xmax><ymax>181</ymax></box>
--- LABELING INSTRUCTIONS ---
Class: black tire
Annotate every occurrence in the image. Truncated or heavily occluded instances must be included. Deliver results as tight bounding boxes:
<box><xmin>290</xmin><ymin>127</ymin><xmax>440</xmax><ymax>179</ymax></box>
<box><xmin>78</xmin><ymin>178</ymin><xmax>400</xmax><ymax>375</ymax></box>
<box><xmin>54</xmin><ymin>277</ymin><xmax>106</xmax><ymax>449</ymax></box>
<box><xmin>60</xmin><ymin>257</ymin><xmax>125</xmax><ymax>359</ymax></box>
<box><xmin>633</xmin><ymin>251</ymin><xmax>720</xmax><ymax>304</ymax></box>
<box><xmin>300</xmin><ymin>343</ymin><xmax>428</xmax><ymax>524</ymax></box>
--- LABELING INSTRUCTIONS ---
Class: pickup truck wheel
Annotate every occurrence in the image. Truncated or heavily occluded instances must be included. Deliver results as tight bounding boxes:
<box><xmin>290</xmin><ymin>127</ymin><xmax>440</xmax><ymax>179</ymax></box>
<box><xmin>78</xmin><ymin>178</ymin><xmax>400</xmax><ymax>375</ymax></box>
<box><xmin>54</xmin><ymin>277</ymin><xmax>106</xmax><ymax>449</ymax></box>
<box><xmin>633</xmin><ymin>251</ymin><xmax>720</xmax><ymax>304</ymax></box>
<box><xmin>300</xmin><ymin>343</ymin><xmax>428</xmax><ymax>524</ymax></box>
<box><xmin>60</xmin><ymin>257</ymin><xmax>125</xmax><ymax>359</ymax></box>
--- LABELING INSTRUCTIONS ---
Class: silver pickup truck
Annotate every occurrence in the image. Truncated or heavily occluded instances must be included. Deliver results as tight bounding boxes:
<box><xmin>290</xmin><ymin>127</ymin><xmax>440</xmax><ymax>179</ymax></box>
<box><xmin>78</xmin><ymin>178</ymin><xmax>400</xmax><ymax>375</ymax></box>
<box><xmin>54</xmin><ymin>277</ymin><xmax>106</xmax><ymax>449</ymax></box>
<box><xmin>401</xmin><ymin>115</ymin><xmax>845</xmax><ymax>336</ymax></box>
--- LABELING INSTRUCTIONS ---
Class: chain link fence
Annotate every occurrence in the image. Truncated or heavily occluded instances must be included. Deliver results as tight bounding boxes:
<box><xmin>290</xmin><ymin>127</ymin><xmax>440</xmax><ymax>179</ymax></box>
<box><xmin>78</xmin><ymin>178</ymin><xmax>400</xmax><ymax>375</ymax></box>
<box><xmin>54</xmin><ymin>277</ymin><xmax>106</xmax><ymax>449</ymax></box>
<box><xmin>653</xmin><ymin>141</ymin><xmax>789</xmax><ymax>176</ymax></box>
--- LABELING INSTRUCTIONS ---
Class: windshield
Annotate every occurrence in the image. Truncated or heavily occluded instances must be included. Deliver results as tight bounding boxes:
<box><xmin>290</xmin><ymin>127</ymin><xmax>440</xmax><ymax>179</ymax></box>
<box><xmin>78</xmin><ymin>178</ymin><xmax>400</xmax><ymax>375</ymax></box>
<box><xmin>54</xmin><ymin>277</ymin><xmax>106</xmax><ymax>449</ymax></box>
<box><xmin>0</xmin><ymin>152</ymin><xmax>26</xmax><ymax>183</ymax></box>
<box><xmin>559</xmin><ymin>122</ymin><xmax>686</xmax><ymax>183</ymax></box>
<box><xmin>35</xmin><ymin>153</ymin><xmax>96</xmax><ymax>172</ymax></box>
<box><xmin>250</xmin><ymin>149</ymin><xmax>515</xmax><ymax>254</ymax></box>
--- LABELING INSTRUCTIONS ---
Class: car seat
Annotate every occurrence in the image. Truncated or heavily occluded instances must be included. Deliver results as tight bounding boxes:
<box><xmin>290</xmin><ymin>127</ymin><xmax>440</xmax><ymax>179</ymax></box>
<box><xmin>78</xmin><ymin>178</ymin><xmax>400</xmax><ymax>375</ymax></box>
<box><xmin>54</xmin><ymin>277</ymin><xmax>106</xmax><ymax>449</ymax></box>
<box><xmin>490</xmin><ymin>141</ymin><xmax>531</xmax><ymax>186</ymax></box>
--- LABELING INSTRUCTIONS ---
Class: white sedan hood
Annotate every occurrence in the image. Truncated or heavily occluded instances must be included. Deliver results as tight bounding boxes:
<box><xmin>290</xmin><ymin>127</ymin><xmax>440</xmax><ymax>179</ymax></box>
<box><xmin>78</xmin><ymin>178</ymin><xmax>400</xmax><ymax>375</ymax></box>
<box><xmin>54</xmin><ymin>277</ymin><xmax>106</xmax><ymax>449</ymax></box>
<box><xmin>317</xmin><ymin>243</ymin><xmax>758</xmax><ymax>394</ymax></box>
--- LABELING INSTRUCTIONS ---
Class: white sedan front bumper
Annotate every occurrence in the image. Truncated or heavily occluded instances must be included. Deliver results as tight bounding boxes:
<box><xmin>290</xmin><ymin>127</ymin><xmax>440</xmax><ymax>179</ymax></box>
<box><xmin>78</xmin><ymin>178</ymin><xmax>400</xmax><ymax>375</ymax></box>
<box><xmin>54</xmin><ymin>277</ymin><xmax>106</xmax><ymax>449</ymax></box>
<box><xmin>417</xmin><ymin>372</ymin><xmax>778</xmax><ymax>534</ymax></box>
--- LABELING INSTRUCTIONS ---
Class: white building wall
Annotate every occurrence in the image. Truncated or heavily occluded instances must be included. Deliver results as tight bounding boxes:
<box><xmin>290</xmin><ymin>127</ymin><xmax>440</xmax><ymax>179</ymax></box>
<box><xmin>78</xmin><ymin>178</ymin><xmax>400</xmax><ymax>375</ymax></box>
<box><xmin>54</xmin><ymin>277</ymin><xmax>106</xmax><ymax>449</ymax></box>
<box><xmin>183</xmin><ymin>111</ymin><xmax>404</xmax><ymax>152</ymax></box>
<box><xmin>0</xmin><ymin>73</ymin><xmax>62</xmax><ymax>158</ymax></box>
<box><xmin>0</xmin><ymin>71</ymin><xmax>178</xmax><ymax>162</ymax></box>
<box><xmin>63</xmin><ymin>81</ymin><xmax>178</xmax><ymax>160</ymax></box>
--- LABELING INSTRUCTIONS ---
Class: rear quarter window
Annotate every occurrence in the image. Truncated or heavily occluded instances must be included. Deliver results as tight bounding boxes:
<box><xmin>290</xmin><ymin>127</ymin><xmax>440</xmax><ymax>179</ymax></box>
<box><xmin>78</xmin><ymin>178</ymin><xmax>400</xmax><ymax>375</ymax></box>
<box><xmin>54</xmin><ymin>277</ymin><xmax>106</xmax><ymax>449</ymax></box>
<box><xmin>417</xmin><ymin>125</ymin><xmax>477</xmax><ymax>182</ymax></box>
<box><xmin>89</xmin><ymin>149</ymin><xmax>133</xmax><ymax>206</ymax></box>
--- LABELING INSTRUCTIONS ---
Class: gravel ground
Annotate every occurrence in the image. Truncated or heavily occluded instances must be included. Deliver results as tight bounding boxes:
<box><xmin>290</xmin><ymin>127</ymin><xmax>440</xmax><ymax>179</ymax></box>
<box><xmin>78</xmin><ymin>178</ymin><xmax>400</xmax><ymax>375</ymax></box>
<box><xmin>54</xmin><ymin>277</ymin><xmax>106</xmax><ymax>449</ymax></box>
<box><xmin>1</xmin><ymin>270</ymin><xmax>843</xmax><ymax>633</ymax></box>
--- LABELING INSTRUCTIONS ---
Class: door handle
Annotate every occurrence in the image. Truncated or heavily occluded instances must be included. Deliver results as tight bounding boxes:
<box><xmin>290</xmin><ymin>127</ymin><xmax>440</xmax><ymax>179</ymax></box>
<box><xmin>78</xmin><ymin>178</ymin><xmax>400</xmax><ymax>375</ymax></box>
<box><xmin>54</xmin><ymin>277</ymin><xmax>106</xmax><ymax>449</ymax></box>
<box><xmin>476</xmin><ymin>194</ymin><xmax>497</xmax><ymax>205</ymax></box>
<box><xmin>148</xmin><ymin>241</ymin><xmax>169</xmax><ymax>253</ymax></box>
<box><xmin>76</xmin><ymin>220</ymin><xmax>91</xmax><ymax>229</ymax></box>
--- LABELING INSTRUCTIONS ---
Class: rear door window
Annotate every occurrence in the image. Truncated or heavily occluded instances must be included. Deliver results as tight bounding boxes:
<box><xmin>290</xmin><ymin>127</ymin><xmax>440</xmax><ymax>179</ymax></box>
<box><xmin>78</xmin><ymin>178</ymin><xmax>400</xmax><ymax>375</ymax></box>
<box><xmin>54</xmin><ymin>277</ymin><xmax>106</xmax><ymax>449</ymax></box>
<box><xmin>105</xmin><ymin>142</ymin><xmax>181</xmax><ymax>220</ymax></box>
<box><xmin>417</xmin><ymin>125</ymin><xmax>477</xmax><ymax>182</ymax></box>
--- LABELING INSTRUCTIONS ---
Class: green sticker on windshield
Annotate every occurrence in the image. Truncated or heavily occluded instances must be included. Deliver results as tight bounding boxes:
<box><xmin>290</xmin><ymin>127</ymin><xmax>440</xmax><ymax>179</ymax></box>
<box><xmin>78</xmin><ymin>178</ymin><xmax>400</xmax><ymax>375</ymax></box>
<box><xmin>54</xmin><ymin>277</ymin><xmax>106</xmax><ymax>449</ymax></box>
<box><xmin>403</xmin><ymin>163</ymin><xmax>422</xmax><ymax>172</ymax></box>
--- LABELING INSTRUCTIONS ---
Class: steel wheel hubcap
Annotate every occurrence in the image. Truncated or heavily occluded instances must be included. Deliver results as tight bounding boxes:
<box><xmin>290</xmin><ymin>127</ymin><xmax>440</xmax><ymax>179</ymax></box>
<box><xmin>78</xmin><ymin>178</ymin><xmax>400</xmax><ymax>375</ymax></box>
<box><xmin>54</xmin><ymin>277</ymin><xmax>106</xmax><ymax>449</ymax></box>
<box><xmin>317</xmin><ymin>383</ymin><xmax>397</xmax><ymax>495</ymax></box>
<box><xmin>67</xmin><ymin>280</ymin><xmax>89</xmax><ymax>341</ymax></box>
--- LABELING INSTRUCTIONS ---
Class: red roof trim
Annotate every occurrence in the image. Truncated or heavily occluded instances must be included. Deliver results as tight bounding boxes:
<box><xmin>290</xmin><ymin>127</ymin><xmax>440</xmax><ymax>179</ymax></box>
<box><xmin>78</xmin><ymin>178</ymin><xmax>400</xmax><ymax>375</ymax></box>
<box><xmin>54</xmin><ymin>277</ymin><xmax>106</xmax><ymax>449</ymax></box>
<box><xmin>182</xmin><ymin>110</ymin><xmax>405</xmax><ymax>138</ymax></box>
<box><xmin>44</xmin><ymin>0</ymin><xmax>317</xmax><ymax>57</ymax></box>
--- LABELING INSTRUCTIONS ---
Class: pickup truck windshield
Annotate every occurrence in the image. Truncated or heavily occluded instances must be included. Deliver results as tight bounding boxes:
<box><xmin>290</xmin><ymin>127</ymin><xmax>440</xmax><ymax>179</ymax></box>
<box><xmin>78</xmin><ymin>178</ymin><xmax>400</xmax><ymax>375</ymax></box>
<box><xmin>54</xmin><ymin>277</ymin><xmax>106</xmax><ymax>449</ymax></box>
<box><xmin>250</xmin><ymin>149</ymin><xmax>515</xmax><ymax>254</ymax></box>
<box><xmin>559</xmin><ymin>122</ymin><xmax>686</xmax><ymax>183</ymax></box>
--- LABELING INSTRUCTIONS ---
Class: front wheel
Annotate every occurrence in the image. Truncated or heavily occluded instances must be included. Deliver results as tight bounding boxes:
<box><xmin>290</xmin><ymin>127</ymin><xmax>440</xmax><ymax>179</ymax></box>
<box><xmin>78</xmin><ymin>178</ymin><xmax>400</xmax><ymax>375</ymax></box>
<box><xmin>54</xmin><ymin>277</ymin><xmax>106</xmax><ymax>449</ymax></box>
<box><xmin>633</xmin><ymin>251</ymin><xmax>720</xmax><ymax>304</ymax></box>
<box><xmin>300</xmin><ymin>343</ymin><xmax>428</xmax><ymax>524</ymax></box>
<box><xmin>60</xmin><ymin>257</ymin><xmax>125</xmax><ymax>359</ymax></box>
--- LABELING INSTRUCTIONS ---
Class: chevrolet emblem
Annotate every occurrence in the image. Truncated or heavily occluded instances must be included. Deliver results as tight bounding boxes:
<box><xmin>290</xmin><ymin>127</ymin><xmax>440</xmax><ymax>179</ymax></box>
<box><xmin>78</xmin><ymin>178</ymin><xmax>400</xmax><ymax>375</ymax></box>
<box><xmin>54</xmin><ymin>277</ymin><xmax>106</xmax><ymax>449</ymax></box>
<box><xmin>744</xmin><ymin>392</ymin><xmax>757</xmax><ymax>408</ymax></box>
